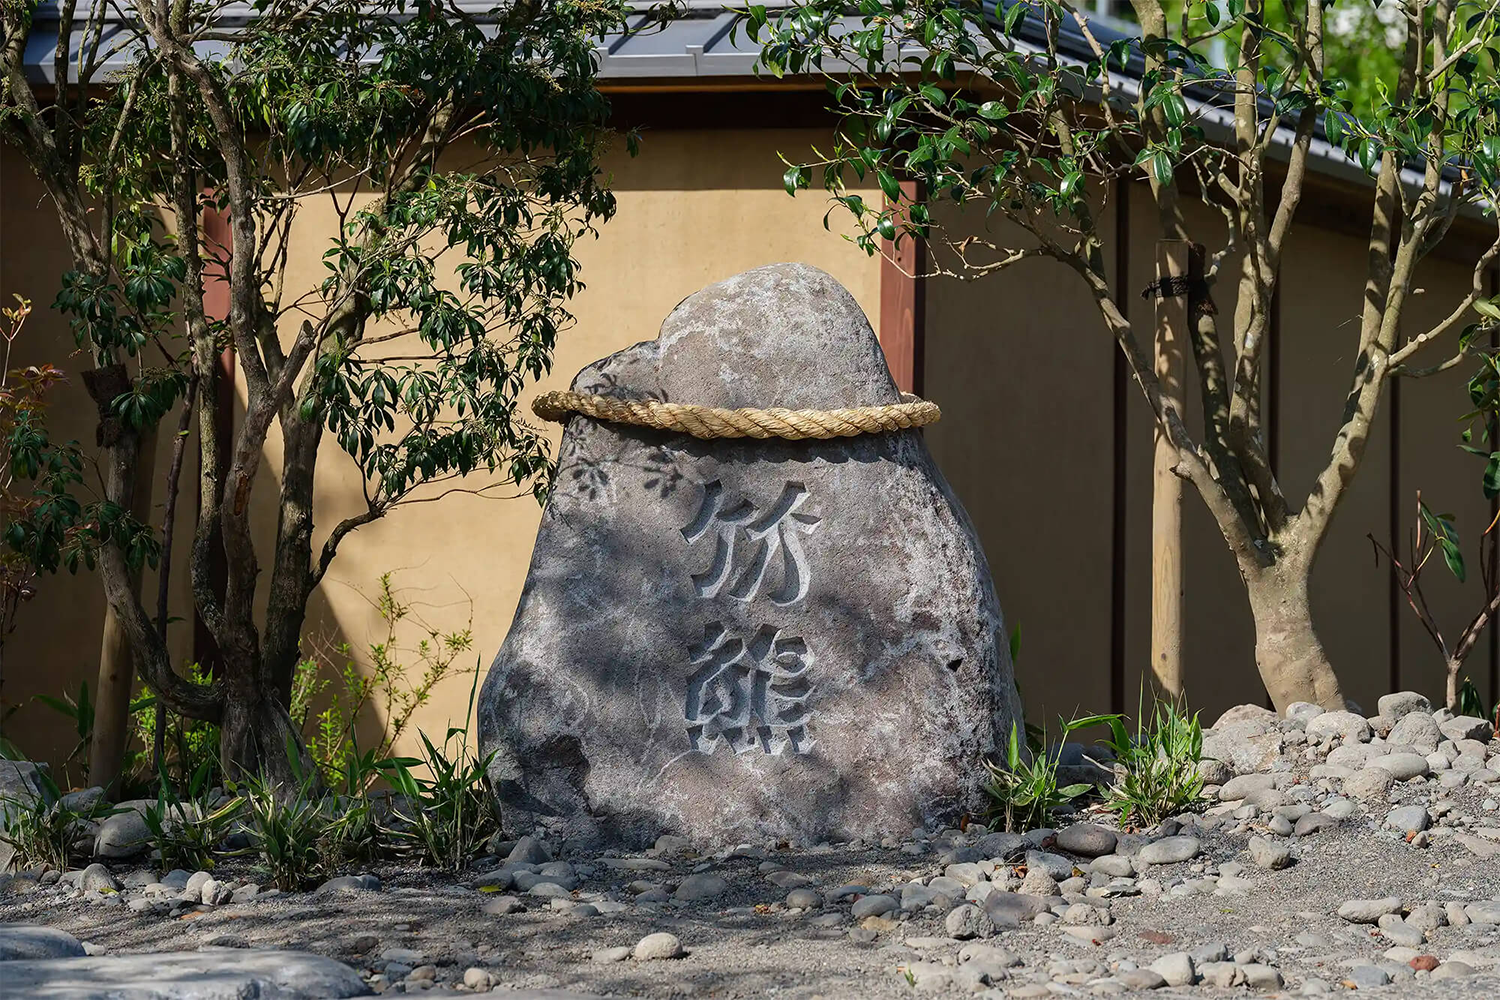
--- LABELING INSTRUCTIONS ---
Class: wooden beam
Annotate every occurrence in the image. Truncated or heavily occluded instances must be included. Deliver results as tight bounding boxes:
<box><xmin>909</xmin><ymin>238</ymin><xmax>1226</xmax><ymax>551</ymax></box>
<box><xmin>1151</xmin><ymin>240</ymin><xmax>1191</xmax><ymax>699</ymax></box>
<box><xmin>879</xmin><ymin>179</ymin><xmax>926</xmax><ymax>395</ymax></box>
<box><xmin>1110</xmin><ymin>179</ymin><xmax>1131</xmax><ymax>716</ymax></box>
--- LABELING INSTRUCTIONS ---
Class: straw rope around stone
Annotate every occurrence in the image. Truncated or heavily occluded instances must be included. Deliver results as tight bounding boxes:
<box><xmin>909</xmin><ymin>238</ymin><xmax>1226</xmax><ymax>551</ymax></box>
<box><xmin>531</xmin><ymin>389</ymin><xmax>941</xmax><ymax>440</ymax></box>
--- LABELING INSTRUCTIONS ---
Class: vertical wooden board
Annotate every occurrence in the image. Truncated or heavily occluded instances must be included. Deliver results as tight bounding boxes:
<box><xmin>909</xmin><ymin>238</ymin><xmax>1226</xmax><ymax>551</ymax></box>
<box><xmin>923</xmin><ymin>199</ymin><xmax>1117</xmax><ymax>726</ymax></box>
<box><xmin>1150</xmin><ymin>239</ymin><xmax>1192</xmax><ymax>699</ymax></box>
<box><xmin>1395</xmin><ymin>255</ymin><xmax>1494</xmax><ymax>706</ymax></box>
<box><xmin>1276</xmin><ymin>223</ymin><xmax>1392</xmax><ymax>711</ymax></box>
<box><xmin>1123</xmin><ymin>191</ymin><xmax>1263</xmax><ymax>720</ymax></box>
<box><xmin>880</xmin><ymin>180</ymin><xmax>925</xmax><ymax>394</ymax></box>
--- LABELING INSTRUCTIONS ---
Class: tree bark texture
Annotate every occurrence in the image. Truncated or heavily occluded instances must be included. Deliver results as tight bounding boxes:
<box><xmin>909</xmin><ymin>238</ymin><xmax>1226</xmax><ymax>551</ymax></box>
<box><xmin>1245</xmin><ymin>564</ymin><xmax>1346</xmax><ymax>712</ymax></box>
<box><xmin>87</xmin><ymin>386</ymin><xmax>159</xmax><ymax>797</ymax></box>
<box><xmin>218</xmin><ymin>660</ymin><xmax>315</xmax><ymax>787</ymax></box>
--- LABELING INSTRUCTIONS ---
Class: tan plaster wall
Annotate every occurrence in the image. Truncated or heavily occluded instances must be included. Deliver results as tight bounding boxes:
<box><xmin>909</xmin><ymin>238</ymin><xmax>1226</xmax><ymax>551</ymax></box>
<box><xmin>920</xmin><ymin>208</ymin><xmax>1117</xmax><ymax>726</ymax></box>
<box><xmin>5</xmin><ymin>118</ymin><xmax>1495</xmax><ymax>778</ymax></box>
<box><xmin>925</xmin><ymin>178</ymin><xmax>1490</xmax><ymax>726</ymax></box>
<box><xmin>0</xmin><ymin>128</ymin><xmax>880</xmax><ymax>775</ymax></box>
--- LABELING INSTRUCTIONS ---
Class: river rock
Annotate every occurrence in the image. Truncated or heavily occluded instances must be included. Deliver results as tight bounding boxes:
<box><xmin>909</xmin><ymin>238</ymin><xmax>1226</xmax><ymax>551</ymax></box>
<box><xmin>94</xmin><ymin>802</ymin><xmax>152</xmax><ymax>859</ymax></box>
<box><xmin>1378</xmin><ymin>692</ymin><xmax>1431</xmax><ymax>721</ymax></box>
<box><xmin>1054</xmin><ymin>823</ymin><xmax>1117</xmax><ymax>857</ymax></box>
<box><xmin>478</xmin><ymin>264</ymin><xmax>1021</xmax><ymax>846</ymax></box>
<box><xmin>0</xmin><ymin>949</ymin><xmax>368</xmax><ymax>998</ymax></box>
<box><xmin>0</xmin><ymin>925</ymin><xmax>86</xmax><ymax>960</ymax></box>
<box><xmin>1441</xmin><ymin>715</ymin><xmax>1496</xmax><ymax>742</ymax></box>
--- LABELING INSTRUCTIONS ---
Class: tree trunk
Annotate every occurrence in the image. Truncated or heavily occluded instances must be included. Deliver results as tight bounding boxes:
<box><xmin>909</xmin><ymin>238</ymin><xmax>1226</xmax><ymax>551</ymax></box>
<box><xmin>1445</xmin><ymin>659</ymin><xmax>1461</xmax><ymax>713</ymax></box>
<box><xmin>87</xmin><ymin>408</ymin><xmax>159</xmax><ymax>797</ymax></box>
<box><xmin>1246</xmin><ymin>565</ymin><xmax>1346</xmax><ymax>712</ymax></box>
<box><xmin>218</xmin><ymin>663</ymin><xmax>317</xmax><ymax>790</ymax></box>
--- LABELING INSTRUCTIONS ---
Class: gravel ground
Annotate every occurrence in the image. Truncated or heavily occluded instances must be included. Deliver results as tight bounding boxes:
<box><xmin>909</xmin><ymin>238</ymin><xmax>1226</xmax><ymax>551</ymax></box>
<box><xmin>3</xmin><ymin>810</ymin><xmax>1500</xmax><ymax>998</ymax></box>
<box><xmin>4</xmin><ymin>697</ymin><xmax>1500</xmax><ymax>998</ymax></box>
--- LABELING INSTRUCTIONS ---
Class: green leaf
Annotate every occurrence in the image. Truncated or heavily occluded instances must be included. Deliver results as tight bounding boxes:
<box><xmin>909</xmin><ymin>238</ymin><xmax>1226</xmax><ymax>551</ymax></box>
<box><xmin>1484</xmin><ymin>454</ymin><xmax>1500</xmax><ymax>499</ymax></box>
<box><xmin>1324</xmin><ymin>112</ymin><xmax>1344</xmax><ymax>146</ymax></box>
<box><xmin>1475</xmin><ymin>297</ymin><xmax>1500</xmax><ymax>322</ymax></box>
<box><xmin>877</xmin><ymin>170</ymin><xmax>902</xmax><ymax>203</ymax></box>
<box><xmin>1442</xmin><ymin>538</ymin><xmax>1467</xmax><ymax>582</ymax></box>
<box><xmin>782</xmin><ymin>165</ymin><xmax>808</xmax><ymax>196</ymax></box>
<box><xmin>1150</xmin><ymin>150</ymin><xmax>1174</xmax><ymax>187</ymax></box>
<box><xmin>977</xmin><ymin>101</ymin><xmax>1009</xmax><ymax>121</ymax></box>
<box><xmin>1004</xmin><ymin>1</ymin><xmax>1028</xmax><ymax>35</ymax></box>
<box><xmin>1162</xmin><ymin>92</ymin><xmax>1188</xmax><ymax>127</ymax></box>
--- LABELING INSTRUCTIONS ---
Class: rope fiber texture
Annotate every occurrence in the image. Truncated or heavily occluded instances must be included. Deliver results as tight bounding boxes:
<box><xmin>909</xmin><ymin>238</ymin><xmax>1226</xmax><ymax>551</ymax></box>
<box><xmin>532</xmin><ymin>389</ymin><xmax>941</xmax><ymax>440</ymax></box>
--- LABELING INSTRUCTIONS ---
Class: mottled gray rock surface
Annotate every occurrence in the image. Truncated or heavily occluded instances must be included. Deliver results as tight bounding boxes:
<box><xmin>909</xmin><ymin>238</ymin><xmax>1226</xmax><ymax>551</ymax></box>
<box><xmin>479</xmin><ymin>263</ymin><xmax>1020</xmax><ymax>846</ymax></box>
<box><xmin>0</xmin><ymin>924</ymin><xmax>86</xmax><ymax>960</ymax></box>
<box><xmin>0</xmin><ymin>948</ymin><xmax>369</xmax><ymax>998</ymax></box>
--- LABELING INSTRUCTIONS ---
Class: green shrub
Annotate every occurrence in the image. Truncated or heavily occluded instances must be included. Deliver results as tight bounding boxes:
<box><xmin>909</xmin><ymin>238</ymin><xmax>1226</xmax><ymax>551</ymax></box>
<box><xmin>296</xmin><ymin>572</ymin><xmax>475</xmax><ymax>788</ymax></box>
<box><xmin>1102</xmin><ymin>697</ymin><xmax>1206</xmax><ymax>829</ymax></box>
<box><xmin>1457</xmin><ymin>677</ymin><xmax>1500</xmax><ymax>729</ymax></box>
<box><xmin>234</xmin><ymin>749</ymin><xmax>332</xmax><ymax>891</ymax></box>
<box><xmin>983</xmin><ymin>713</ymin><xmax>1116</xmax><ymax>832</ymax></box>
<box><xmin>378</xmin><ymin>670</ymin><xmax>497</xmax><ymax>870</ymax></box>
<box><xmin>0</xmin><ymin>768</ymin><xmax>117</xmax><ymax>871</ymax></box>
<box><xmin>142</xmin><ymin>759</ymin><xmax>242</xmax><ymax>872</ymax></box>
<box><xmin>131</xmin><ymin>663</ymin><xmax>220</xmax><ymax>791</ymax></box>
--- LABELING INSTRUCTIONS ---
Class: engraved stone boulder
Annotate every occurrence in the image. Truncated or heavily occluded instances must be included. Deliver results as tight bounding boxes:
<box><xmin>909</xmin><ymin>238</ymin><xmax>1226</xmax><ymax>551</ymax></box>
<box><xmin>479</xmin><ymin>262</ymin><xmax>1021</xmax><ymax>846</ymax></box>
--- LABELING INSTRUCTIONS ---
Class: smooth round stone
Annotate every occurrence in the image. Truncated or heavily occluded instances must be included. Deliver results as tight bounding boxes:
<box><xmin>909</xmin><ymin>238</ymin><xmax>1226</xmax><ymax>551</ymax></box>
<box><xmin>1329</xmin><ymin>743</ymin><xmax>1389</xmax><ymax>768</ymax></box>
<box><xmin>1432</xmin><ymin>961</ymin><xmax>1476</xmax><ymax>980</ymax></box>
<box><xmin>1118</xmin><ymin>969</ymin><xmax>1167</xmax><ymax>989</ymax></box>
<box><xmin>1149</xmin><ymin>952</ymin><xmax>1196</xmax><ymax>987</ymax></box>
<box><xmin>1285</xmin><ymin>702</ymin><xmax>1325</xmax><ymax>723</ymax></box>
<box><xmin>1465</xmin><ymin>901</ymin><xmax>1500</xmax><ymax>925</ymax></box>
<box><xmin>1338</xmin><ymin>897</ymin><xmax>1402</xmax><ymax>923</ymax></box>
<box><xmin>633</xmin><ymin>932</ymin><xmax>685</xmax><ymax>960</ymax></box>
<box><xmin>928</xmin><ymin>875</ymin><xmax>965</xmax><ymax>898</ymax></box>
<box><xmin>1389</xmin><ymin>712</ymin><xmax>1443</xmax><ymax>749</ymax></box>
<box><xmin>1348</xmin><ymin>965</ymin><xmax>1391</xmax><ymax>988</ymax></box>
<box><xmin>786</xmin><ymin>888</ymin><xmax>821</xmax><ymax>908</ymax></box>
<box><xmin>527</xmin><ymin>882</ymin><xmax>571</xmax><ymax>899</ymax></box>
<box><xmin>1453</xmin><ymin>754</ymin><xmax>1488</xmax><ymax>773</ymax></box>
<box><xmin>1386</xmin><ymin>805</ymin><xmax>1430</xmax><ymax>835</ymax></box>
<box><xmin>1378</xmin><ymin>692</ymin><xmax>1432</xmax><ymax>720</ymax></box>
<box><xmin>672</xmin><ymin>874</ymin><xmax>727</xmax><ymax>901</ymax></box>
<box><xmin>1343</xmin><ymin>768</ymin><xmax>1395</xmax><ymax>801</ymax></box>
<box><xmin>1373</xmin><ymin>753</ymin><xmax>1430</xmax><ymax>780</ymax></box>
<box><xmin>1220</xmin><ymin>773</ymin><xmax>1281</xmax><ymax>802</ymax></box>
<box><xmin>1136</xmin><ymin>836</ymin><xmax>1201</xmax><ymax>866</ymax></box>
<box><xmin>1090</xmin><ymin>854</ymin><xmax>1134</xmax><ymax>878</ymax></box>
<box><xmin>1054</xmin><ymin>823</ymin><xmax>1117</xmax><ymax>857</ymax></box>
<box><xmin>850</xmin><ymin>894</ymin><xmax>897</xmax><ymax>919</ymax></box>
<box><xmin>1307</xmin><ymin>711</ymin><xmax>1372</xmax><ymax>743</ymax></box>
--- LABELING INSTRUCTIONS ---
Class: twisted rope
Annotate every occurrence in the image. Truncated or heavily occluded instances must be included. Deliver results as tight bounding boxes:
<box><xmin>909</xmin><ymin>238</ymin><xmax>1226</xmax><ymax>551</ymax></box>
<box><xmin>532</xmin><ymin>389</ymin><xmax>940</xmax><ymax>440</ymax></box>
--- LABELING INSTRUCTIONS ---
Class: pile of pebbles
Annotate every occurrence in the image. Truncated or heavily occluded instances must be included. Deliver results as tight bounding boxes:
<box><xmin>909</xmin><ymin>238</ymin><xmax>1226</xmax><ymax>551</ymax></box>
<box><xmin>3</xmin><ymin>693</ymin><xmax>1499</xmax><ymax>997</ymax></box>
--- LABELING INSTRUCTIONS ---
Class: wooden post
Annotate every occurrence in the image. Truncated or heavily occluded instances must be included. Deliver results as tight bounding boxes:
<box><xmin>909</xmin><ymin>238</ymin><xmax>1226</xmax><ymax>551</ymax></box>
<box><xmin>1151</xmin><ymin>240</ymin><xmax>1190</xmax><ymax>699</ymax></box>
<box><xmin>879</xmin><ymin>179</ymin><xmax>926</xmax><ymax>395</ymax></box>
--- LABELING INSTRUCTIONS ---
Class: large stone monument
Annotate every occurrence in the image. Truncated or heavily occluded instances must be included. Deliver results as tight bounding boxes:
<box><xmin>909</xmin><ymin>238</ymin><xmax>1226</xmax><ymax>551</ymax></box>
<box><xmin>479</xmin><ymin>263</ymin><xmax>1021</xmax><ymax>846</ymax></box>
